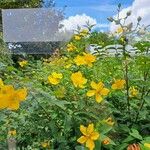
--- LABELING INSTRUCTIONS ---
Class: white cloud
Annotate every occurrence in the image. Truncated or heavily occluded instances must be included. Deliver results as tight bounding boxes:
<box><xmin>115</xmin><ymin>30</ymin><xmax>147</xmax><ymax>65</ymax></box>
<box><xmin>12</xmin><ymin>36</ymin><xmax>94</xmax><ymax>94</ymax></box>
<box><xmin>95</xmin><ymin>23</ymin><xmax>109</xmax><ymax>28</ymax></box>
<box><xmin>59</xmin><ymin>14</ymin><xmax>97</xmax><ymax>32</ymax></box>
<box><xmin>110</xmin><ymin>0</ymin><xmax>150</xmax><ymax>31</ymax></box>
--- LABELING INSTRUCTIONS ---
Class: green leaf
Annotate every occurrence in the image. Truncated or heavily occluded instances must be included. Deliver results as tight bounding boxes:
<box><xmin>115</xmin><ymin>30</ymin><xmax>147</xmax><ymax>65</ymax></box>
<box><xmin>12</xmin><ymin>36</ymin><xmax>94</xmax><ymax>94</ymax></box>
<box><xmin>115</xmin><ymin>143</ymin><xmax>128</xmax><ymax>150</ymax></box>
<box><xmin>123</xmin><ymin>135</ymin><xmax>134</xmax><ymax>143</ymax></box>
<box><xmin>75</xmin><ymin>146</ymin><xmax>87</xmax><ymax>150</ymax></box>
<box><xmin>130</xmin><ymin>129</ymin><xmax>143</xmax><ymax>140</ymax></box>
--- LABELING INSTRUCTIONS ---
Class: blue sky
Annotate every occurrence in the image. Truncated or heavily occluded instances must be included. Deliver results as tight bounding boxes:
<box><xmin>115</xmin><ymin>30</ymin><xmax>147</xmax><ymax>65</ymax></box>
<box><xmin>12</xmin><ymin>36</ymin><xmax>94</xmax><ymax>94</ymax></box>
<box><xmin>44</xmin><ymin>0</ymin><xmax>135</xmax><ymax>31</ymax></box>
<box><xmin>54</xmin><ymin>0</ymin><xmax>133</xmax><ymax>29</ymax></box>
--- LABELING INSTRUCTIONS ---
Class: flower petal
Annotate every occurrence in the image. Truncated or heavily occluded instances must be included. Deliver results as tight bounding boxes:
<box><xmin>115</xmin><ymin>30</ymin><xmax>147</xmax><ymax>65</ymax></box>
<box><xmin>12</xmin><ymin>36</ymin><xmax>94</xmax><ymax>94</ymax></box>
<box><xmin>77</xmin><ymin>136</ymin><xmax>87</xmax><ymax>144</ymax></box>
<box><xmin>87</xmin><ymin>123</ymin><xmax>94</xmax><ymax>134</ymax></box>
<box><xmin>87</xmin><ymin>90</ymin><xmax>95</xmax><ymax>97</ymax></box>
<box><xmin>83</xmin><ymin>78</ymin><xmax>87</xmax><ymax>84</ymax></box>
<box><xmin>15</xmin><ymin>88</ymin><xmax>27</xmax><ymax>101</ymax></box>
<box><xmin>101</xmin><ymin>88</ymin><xmax>110</xmax><ymax>96</ymax></box>
<box><xmin>95</xmin><ymin>94</ymin><xmax>103</xmax><ymax>103</ymax></box>
<box><xmin>80</xmin><ymin>125</ymin><xmax>87</xmax><ymax>135</ymax></box>
<box><xmin>91</xmin><ymin>132</ymin><xmax>100</xmax><ymax>140</ymax></box>
<box><xmin>48</xmin><ymin>77</ymin><xmax>59</xmax><ymax>85</ymax></box>
<box><xmin>111</xmin><ymin>84</ymin><xmax>117</xmax><ymax>90</ymax></box>
<box><xmin>8</xmin><ymin>100</ymin><xmax>20</xmax><ymax>110</ymax></box>
<box><xmin>90</xmin><ymin>81</ymin><xmax>98</xmax><ymax>89</ymax></box>
<box><xmin>86</xmin><ymin>139</ymin><xmax>95</xmax><ymax>150</ymax></box>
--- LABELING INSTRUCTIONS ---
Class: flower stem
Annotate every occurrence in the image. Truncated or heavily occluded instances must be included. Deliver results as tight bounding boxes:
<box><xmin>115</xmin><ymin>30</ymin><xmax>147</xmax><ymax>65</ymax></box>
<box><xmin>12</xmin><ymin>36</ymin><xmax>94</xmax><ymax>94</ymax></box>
<box><xmin>124</xmin><ymin>59</ymin><xmax>131</xmax><ymax>116</ymax></box>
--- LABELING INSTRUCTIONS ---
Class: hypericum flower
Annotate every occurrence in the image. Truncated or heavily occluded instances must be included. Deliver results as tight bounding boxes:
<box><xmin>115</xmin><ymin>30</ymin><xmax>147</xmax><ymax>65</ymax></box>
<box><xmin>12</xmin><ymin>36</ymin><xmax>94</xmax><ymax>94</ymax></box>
<box><xmin>80</xmin><ymin>29</ymin><xmax>89</xmax><ymax>36</ymax></box>
<box><xmin>8</xmin><ymin>130</ymin><xmax>16</xmax><ymax>136</ymax></box>
<box><xmin>0</xmin><ymin>85</ymin><xmax>13</xmax><ymax>109</ymax></box>
<box><xmin>77</xmin><ymin>123</ymin><xmax>100</xmax><ymax>150</ymax></box>
<box><xmin>129</xmin><ymin>86</ymin><xmax>139</xmax><ymax>97</ymax></box>
<box><xmin>116</xmin><ymin>27</ymin><xmax>123</xmax><ymax>34</ymax></box>
<box><xmin>66</xmin><ymin>42</ymin><xmax>77</xmax><ymax>52</ymax></box>
<box><xmin>103</xmin><ymin>117</ymin><xmax>114</xmax><ymax>126</ymax></box>
<box><xmin>144</xmin><ymin>143</ymin><xmax>150</xmax><ymax>148</ymax></box>
<box><xmin>0</xmin><ymin>80</ymin><xmax>27</xmax><ymax>110</ymax></box>
<box><xmin>74</xmin><ymin>35</ymin><xmax>81</xmax><ymax>40</ymax></box>
<box><xmin>87</xmin><ymin>81</ymin><xmax>110</xmax><ymax>103</ymax></box>
<box><xmin>71</xmin><ymin>71</ymin><xmax>87</xmax><ymax>88</ymax></box>
<box><xmin>102</xmin><ymin>138</ymin><xmax>110</xmax><ymax>145</ymax></box>
<box><xmin>64</xmin><ymin>63</ymin><xmax>72</xmax><ymax>69</ymax></box>
<box><xmin>18</xmin><ymin>60</ymin><xmax>28</xmax><ymax>67</ymax></box>
<box><xmin>7</xmin><ymin>87</ymin><xmax>27</xmax><ymax>110</ymax></box>
<box><xmin>48</xmin><ymin>72</ymin><xmax>63</xmax><ymax>85</ymax></box>
<box><xmin>111</xmin><ymin>79</ymin><xmax>126</xmax><ymax>90</ymax></box>
<box><xmin>74</xmin><ymin>55</ymin><xmax>86</xmax><ymax>66</ymax></box>
<box><xmin>83</xmin><ymin>53</ymin><xmax>96</xmax><ymax>67</ymax></box>
<box><xmin>41</xmin><ymin>141</ymin><xmax>49</xmax><ymax>148</ymax></box>
<box><xmin>74</xmin><ymin>53</ymin><xmax>96</xmax><ymax>67</ymax></box>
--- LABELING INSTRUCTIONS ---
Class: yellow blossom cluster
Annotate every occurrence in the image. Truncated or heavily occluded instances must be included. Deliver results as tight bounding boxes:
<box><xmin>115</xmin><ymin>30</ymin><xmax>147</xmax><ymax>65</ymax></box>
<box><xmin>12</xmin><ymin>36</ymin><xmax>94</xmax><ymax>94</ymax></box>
<box><xmin>66</xmin><ymin>42</ymin><xmax>77</xmax><ymax>52</ymax></box>
<box><xmin>71</xmin><ymin>71</ymin><xmax>87</xmax><ymax>88</ymax></box>
<box><xmin>48</xmin><ymin>72</ymin><xmax>63</xmax><ymax>85</ymax></box>
<box><xmin>74</xmin><ymin>53</ymin><xmax>96</xmax><ymax>67</ymax></box>
<box><xmin>8</xmin><ymin>130</ymin><xmax>16</xmax><ymax>136</ymax></box>
<box><xmin>0</xmin><ymin>78</ymin><xmax>27</xmax><ymax>110</ymax></box>
<box><xmin>18</xmin><ymin>60</ymin><xmax>28</xmax><ymax>67</ymax></box>
<box><xmin>41</xmin><ymin>141</ymin><xmax>50</xmax><ymax>148</ymax></box>
<box><xmin>87</xmin><ymin>81</ymin><xmax>110</xmax><ymax>103</ymax></box>
<box><xmin>80</xmin><ymin>29</ymin><xmax>89</xmax><ymax>36</ymax></box>
<box><xmin>77</xmin><ymin>123</ymin><xmax>99</xmax><ymax>150</ymax></box>
<box><xmin>111</xmin><ymin>79</ymin><xmax>126</xmax><ymax>90</ymax></box>
<box><xmin>74</xmin><ymin>35</ymin><xmax>81</xmax><ymax>40</ymax></box>
<box><xmin>129</xmin><ymin>86</ymin><xmax>139</xmax><ymax>97</ymax></box>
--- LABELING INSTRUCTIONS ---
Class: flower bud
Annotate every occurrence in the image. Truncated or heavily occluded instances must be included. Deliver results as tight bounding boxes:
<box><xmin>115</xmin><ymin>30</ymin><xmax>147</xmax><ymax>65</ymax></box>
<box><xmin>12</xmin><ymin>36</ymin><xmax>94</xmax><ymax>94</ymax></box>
<box><xmin>127</xmin><ymin>23</ymin><xmax>133</xmax><ymax>30</ymax></box>
<box><xmin>118</xmin><ymin>3</ymin><xmax>121</xmax><ymax>8</ymax></box>
<box><xmin>115</xmin><ymin>20</ymin><xmax>120</xmax><ymax>25</ymax></box>
<box><xmin>107</xmin><ymin>17</ymin><xmax>114</xmax><ymax>22</ymax></box>
<box><xmin>137</xmin><ymin>16</ymin><xmax>142</xmax><ymax>22</ymax></box>
<box><xmin>126</xmin><ymin>11</ymin><xmax>132</xmax><ymax>16</ymax></box>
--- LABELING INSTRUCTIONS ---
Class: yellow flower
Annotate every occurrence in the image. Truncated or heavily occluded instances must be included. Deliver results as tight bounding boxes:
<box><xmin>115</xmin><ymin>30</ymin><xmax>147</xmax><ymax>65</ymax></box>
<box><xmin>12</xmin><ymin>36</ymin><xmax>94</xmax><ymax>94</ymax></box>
<box><xmin>74</xmin><ymin>55</ymin><xmax>86</xmax><ymax>66</ymax></box>
<box><xmin>74</xmin><ymin>35</ymin><xmax>81</xmax><ymax>40</ymax></box>
<box><xmin>129</xmin><ymin>86</ymin><xmax>139</xmax><ymax>97</ymax></box>
<box><xmin>77</xmin><ymin>123</ymin><xmax>100</xmax><ymax>150</ymax></box>
<box><xmin>83</xmin><ymin>53</ymin><xmax>96</xmax><ymax>67</ymax></box>
<box><xmin>71</xmin><ymin>71</ymin><xmax>87</xmax><ymax>88</ymax></box>
<box><xmin>66</xmin><ymin>42</ymin><xmax>77</xmax><ymax>52</ymax></box>
<box><xmin>87</xmin><ymin>81</ymin><xmax>110</xmax><ymax>103</ymax></box>
<box><xmin>111</xmin><ymin>79</ymin><xmax>126</xmax><ymax>90</ymax></box>
<box><xmin>41</xmin><ymin>141</ymin><xmax>49</xmax><ymax>148</ymax></box>
<box><xmin>80</xmin><ymin>29</ymin><xmax>89</xmax><ymax>36</ymax></box>
<box><xmin>102</xmin><ymin>138</ymin><xmax>110</xmax><ymax>145</ymax></box>
<box><xmin>116</xmin><ymin>27</ymin><xmax>123</xmax><ymax>34</ymax></box>
<box><xmin>144</xmin><ymin>143</ymin><xmax>150</xmax><ymax>148</ymax></box>
<box><xmin>18</xmin><ymin>60</ymin><xmax>28</xmax><ymax>67</ymax></box>
<box><xmin>48</xmin><ymin>72</ymin><xmax>63</xmax><ymax>85</ymax></box>
<box><xmin>7</xmin><ymin>88</ymin><xmax>27</xmax><ymax>110</ymax></box>
<box><xmin>74</xmin><ymin>53</ymin><xmax>96</xmax><ymax>67</ymax></box>
<box><xmin>103</xmin><ymin>117</ymin><xmax>114</xmax><ymax>126</ymax></box>
<box><xmin>0</xmin><ymin>84</ymin><xmax>27</xmax><ymax>110</ymax></box>
<box><xmin>64</xmin><ymin>63</ymin><xmax>72</xmax><ymax>69</ymax></box>
<box><xmin>0</xmin><ymin>85</ymin><xmax>13</xmax><ymax>109</ymax></box>
<box><xmin>8</xmin><ymin>130</ymin><xmax>16</xmax><ymax>136</ymax></box>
